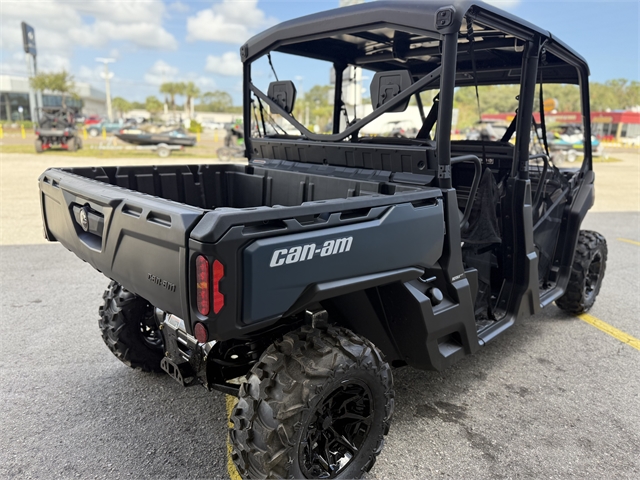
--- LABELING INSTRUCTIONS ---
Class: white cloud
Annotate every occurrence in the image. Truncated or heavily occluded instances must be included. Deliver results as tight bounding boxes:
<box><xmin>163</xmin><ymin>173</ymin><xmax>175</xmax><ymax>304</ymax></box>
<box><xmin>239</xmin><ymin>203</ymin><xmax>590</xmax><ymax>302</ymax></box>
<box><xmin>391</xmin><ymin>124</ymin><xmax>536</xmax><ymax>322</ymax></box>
<box><xmin>168</xmin><ymin>2</ymin><xmax>191</xmax><ymax>13</ymax></box>
<box><xmin>72</xmin><ymin>22</ymin><xmax>177</xmax><ymax>50</ymax></box>
<box><xmin>187</xmin><ymin>0</ymin><xmax>276</xmax><ymax>44</ymax></box>
<box><xmin>144</xmin><ymin>60</ymin><xmax>180</xmax><ymax>86</ymax></box>
<box><xmin>483</xmin><ymin>0</ymin><xmax>521</xmax><ymax>8</ymax></box>
<box><xmin>143</xmin><ymin>60</ymin><xmax>216</xmax><ymax>90</ymax></box>
<box><xmin>205</xmin><ymin>51</ymin><xmax>243</xmax><ymax>76</ymax></box>
<box><xmin>188</xmin><ymin>75</ymin><xmax>216</xmax><ymax>89</ymax></box>
<box><xmin>38</xmin><ymin>54</ymin><xmax>71</xmax><ymax>72</ymax></box>
<box><xmin>0</xmin><ymin>0</ymin><xmax>177</xmax><ymax>58</ymax></box>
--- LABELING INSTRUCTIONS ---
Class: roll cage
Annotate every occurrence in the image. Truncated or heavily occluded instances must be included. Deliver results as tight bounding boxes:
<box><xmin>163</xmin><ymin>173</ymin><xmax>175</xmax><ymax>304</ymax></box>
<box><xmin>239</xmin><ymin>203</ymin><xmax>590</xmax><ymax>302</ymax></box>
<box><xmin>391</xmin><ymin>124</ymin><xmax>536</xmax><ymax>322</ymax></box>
<box><xmin>241</xmin><ymin>0</ymin><xmax>594</xmax><ymax>180</ymax></box>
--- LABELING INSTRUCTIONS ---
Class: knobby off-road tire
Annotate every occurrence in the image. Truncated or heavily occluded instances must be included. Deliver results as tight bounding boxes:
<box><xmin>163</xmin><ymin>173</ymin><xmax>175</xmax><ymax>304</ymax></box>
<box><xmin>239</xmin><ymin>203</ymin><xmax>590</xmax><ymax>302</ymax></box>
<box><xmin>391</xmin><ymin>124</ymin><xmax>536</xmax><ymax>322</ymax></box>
<box><xmin>230</xmin><ymin>325</ymin><xmax>394</xmax><ymax>479</ymax></box>
<box><xmin>35</xmin><ymin>139</ymin><xmax>43</xmax><ymax>153</ymax></box>
<box><xmin>98</xmin><ymin>281</ymin><xmax>164</xmax><ymax>372</ymax></box>
<box><xmin>67</xmin><ymin>138</ymin><xmax>77</xmax><ymax>152</ymax></box>
<box><xmin>556</xmin><ymin>230</ymin><xmax>607</xmax><ymax>314</ymax></box>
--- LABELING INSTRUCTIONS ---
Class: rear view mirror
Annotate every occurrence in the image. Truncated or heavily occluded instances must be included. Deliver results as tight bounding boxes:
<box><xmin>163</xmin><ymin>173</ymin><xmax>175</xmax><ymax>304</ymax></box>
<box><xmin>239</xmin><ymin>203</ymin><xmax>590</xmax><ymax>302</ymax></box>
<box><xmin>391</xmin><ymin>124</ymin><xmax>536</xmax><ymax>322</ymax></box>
<box><xmin>268</xmin><ymin>81</ymin><xmax>297</xmax><ymax>114</ymax></box>
<box><xmin>370</xmin><ymin>70</ymin><xmax>412</xmax><ymax>112</ymax></box>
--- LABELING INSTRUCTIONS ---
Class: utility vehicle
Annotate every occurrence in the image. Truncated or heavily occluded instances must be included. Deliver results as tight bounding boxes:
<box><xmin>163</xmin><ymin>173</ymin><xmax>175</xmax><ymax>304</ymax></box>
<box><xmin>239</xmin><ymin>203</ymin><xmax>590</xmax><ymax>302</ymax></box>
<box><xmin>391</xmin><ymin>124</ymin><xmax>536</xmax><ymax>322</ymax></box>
<box><xmin>38</xmin><ymin>2</ymin><xmax>607</xmax><ymax>478</ymax></box>
<box><xmin>35</xmin><ymin>106</ymin><xmax>82</xmax><ymax>153</ymax></box>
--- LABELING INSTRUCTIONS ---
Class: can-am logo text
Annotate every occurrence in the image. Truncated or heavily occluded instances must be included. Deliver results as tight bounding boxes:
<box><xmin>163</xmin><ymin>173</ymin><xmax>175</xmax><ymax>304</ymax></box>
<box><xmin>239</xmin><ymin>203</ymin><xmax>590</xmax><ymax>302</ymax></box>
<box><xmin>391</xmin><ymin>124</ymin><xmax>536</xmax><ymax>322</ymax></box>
<box><xmin>270</xmin><ymin>237</ymin><xmax>353</xmax><ymax>267</ymax></box>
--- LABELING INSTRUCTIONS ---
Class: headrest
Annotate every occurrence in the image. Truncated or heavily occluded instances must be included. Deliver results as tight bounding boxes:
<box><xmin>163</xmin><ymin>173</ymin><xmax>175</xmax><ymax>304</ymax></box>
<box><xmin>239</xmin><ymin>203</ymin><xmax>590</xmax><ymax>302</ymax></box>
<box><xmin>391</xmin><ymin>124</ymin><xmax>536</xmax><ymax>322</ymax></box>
<box><xmin>267</xmin><ymin>81</ymin><xmax>297</xmax><ymax>114</ymax></box>
<box><xmin>370</xmin><ymin>70</ymin><xmax>412</xmax><ymax>112</ymax></box>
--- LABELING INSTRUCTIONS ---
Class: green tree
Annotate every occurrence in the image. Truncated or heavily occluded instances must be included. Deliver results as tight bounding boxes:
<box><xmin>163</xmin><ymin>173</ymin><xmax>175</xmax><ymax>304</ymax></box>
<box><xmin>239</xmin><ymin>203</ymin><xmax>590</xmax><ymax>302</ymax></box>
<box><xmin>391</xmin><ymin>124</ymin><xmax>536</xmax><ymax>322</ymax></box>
<box><xmin>145</xmin><ymin>96</ymin><xmax>163</xmax><ymax>116</ymax></box>
<box><xmin>111</xmin><ymin>97</ymin><xmax>131</xmax><ymax>117</ymax></box>
<box><xmin>198</xmin><ymin>91</ymin><xmax>234</xmax><ymax>112</ymax></box>
<box><xmin>291</xmin><ymin>85</ymin><xmax>334</xmax><ymax>130</ymax></box>
<box><xmin>159</xmin><ymin>82</ymin><xmax>184</xmax><ymax>117</ymax></box>
<box><xmin>183</xmin><ymin>81</ymin><xmax>201</xmax><ymax>118</ymax></box>
<box><xmin>29</xmin><ymin>70</ymin><xmax>77</xmax><ymax>107</ymax></box>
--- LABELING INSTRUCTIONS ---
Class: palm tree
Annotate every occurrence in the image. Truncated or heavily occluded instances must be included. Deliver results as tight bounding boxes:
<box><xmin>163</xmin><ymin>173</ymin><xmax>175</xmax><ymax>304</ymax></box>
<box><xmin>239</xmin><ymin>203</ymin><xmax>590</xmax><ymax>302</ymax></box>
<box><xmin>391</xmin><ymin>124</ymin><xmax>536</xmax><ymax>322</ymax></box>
<box><xmin>183</xmin><ymin>81</ymin><xmax>201</xmax><ymax>119</ymax></box>
<box><xmin>159</xmin><ymin>82</ymin><xmax>183</xmax><ymax>119</ymax></box>
<box><xmin>111</xmin><ymin>97</ymin><xmax>131</xmax><ymax>118</ymax></box>
<box><xmin>30</xmin><ymin>70</ymin><xmax>77</xmax><ymax>108</ymax></box>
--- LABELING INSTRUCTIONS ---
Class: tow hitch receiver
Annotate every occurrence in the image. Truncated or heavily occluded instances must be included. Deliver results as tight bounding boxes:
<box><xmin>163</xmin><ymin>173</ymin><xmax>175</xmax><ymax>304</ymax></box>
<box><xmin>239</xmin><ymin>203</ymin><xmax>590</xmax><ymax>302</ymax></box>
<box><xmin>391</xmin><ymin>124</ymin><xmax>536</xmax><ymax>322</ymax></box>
<box><xmin>160</xmin><ymin>357</ymin><xmax>195</xmax><ymax>387</ymax></box>
<box><xmin>160</xmin><ymin>314</ymin><xmax>206</xmax><ymax>387</ymax></box>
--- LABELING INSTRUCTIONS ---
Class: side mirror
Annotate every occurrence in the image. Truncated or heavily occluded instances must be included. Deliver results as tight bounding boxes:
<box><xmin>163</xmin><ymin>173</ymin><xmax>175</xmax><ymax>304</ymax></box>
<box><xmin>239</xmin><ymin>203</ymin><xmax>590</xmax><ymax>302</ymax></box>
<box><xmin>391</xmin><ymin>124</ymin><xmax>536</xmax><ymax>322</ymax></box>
<box><xmin>370</xmin><ymin>70</ymin><xmax>412</xmax><ymax>112</ymax></box>
<box><xmin>267</xmin><ymin>81</ymin><xmax>297</xmax><ymax>114</ymax></box>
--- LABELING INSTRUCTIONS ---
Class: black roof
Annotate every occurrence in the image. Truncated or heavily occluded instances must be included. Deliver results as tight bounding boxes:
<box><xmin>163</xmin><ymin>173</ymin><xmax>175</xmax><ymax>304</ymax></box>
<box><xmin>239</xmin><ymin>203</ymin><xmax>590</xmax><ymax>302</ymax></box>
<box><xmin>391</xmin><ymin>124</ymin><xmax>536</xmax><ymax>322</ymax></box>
<box><xmin>243</xmin><ymin>0</ymin><xmax>589</xmax><ymax>84</ymax></box>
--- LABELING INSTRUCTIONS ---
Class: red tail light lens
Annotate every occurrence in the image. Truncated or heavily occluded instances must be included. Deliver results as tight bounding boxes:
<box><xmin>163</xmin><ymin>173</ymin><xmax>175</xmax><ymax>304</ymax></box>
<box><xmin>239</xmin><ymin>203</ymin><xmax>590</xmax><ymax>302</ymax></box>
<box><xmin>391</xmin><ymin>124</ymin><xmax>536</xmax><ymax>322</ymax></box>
<box><xmin>196</xmin><ymin>255</ymin><xmax>210</xmax><ymax>315</ymax></box>
<box><xmin>193</xmin><ymin>322</ymin><xmax>208</xmax><ymax>343</ymax></box>
<box><xmin>213</xmin><ymin>260</ymin><xmax>225</xmax><ymax>314</ymax></box>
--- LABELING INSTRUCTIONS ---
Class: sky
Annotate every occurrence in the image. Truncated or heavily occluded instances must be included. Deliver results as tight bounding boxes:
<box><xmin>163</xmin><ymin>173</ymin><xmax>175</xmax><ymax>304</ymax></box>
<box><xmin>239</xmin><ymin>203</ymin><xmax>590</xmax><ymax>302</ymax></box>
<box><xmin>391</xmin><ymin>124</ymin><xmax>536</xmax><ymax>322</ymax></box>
<box><xmin>1</xmin><ymin>0</ymin><xmax>638</xmax><ymax>104</ymax></box>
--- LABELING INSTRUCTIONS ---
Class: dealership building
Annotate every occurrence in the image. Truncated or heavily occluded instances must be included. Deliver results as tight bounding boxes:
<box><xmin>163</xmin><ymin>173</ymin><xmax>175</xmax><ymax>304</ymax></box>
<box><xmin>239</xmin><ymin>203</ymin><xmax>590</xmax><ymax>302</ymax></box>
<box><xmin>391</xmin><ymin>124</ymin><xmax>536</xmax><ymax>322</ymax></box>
<box><xmin>0</xmin><ymin>74</ymin><xmax>107</xmax><ymax>122</ymax></box>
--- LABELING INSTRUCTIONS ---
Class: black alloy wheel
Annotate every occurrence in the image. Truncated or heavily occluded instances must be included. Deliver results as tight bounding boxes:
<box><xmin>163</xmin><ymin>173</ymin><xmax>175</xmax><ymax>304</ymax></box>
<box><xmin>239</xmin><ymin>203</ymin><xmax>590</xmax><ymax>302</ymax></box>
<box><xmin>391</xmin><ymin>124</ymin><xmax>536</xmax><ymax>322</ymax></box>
<box><xmin>230</xmin><ymin>325</ymin><xmax>394</xmax><ymax>479</ymax></box>
<box><xmin>99</xmin><ymin>281</ymin><xmax>165</xmax><ymax>372</ymax></box>
<box><xmin>299</xmin><ymin>381</ymin><xmax>374</xmax><ymax>478</ymax></box>
<box><xmin>556</xmin><ymin>230</ymin><xmax>607</xmax><ymax>314</ymax></box>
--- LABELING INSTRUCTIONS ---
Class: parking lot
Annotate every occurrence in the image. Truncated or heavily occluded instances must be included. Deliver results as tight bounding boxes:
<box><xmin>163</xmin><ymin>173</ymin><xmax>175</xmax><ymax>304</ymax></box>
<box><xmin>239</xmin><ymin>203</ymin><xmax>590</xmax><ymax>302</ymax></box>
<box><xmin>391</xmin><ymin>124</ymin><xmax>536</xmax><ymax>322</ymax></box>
<box><xmin>1</xmin><ymin>151</ymin><xmax>639</xmax><ymax>479</ymax></box>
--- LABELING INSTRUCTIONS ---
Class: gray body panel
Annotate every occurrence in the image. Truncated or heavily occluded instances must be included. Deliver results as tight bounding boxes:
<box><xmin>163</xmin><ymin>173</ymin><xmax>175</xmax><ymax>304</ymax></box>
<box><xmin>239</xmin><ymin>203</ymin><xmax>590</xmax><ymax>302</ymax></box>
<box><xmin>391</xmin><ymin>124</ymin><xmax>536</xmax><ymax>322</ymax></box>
<box><xmin>242</xmin><ymin>200</ymin><xmax>444</xmax><ymax>323</ymax></box>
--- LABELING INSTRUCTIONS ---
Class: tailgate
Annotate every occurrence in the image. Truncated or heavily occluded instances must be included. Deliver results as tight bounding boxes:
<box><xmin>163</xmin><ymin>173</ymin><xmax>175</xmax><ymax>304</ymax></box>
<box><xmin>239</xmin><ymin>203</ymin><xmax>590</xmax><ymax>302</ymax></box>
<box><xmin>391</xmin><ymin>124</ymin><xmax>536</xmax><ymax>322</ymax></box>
<box><xmin>39</xmin><ymin>168</ymin><xmax>205</xmax><ymax>319</ymax></box>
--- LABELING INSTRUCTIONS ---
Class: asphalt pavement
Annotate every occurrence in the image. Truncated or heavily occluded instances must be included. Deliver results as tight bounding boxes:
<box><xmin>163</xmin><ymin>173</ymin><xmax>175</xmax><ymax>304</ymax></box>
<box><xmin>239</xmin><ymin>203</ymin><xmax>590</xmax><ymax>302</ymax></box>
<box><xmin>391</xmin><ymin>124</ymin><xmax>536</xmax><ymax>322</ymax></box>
<box><xmin>1</xmin><ymin>148</ymin><xmax>638</xmax><ymax>479</ymax></box>
<box><xmin>0</xmin><ymin>211</ymin><xmax>638</xmax><ymax>479</ymax></box>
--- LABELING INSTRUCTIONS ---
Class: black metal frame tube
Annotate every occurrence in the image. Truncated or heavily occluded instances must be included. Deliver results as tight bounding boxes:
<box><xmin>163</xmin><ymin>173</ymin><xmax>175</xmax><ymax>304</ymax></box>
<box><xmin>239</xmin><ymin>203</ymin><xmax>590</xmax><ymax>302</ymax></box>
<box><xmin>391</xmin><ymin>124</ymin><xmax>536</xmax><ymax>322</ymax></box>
<box><xmin>436</xmin><ymin>33</ymin><xmax>458</xmax><ymax>189</ymax></box>
<box><xmin>243</xmin><ymin>63</ymin><xmax>252</xmax><ymax>158</ymax></box>
<box><xmin>513</xmin><ymin>37</ymin><xmax>540</xmax><ymax>179</ymax></box>
<box><xmin>578</xmin><ymin>68</ymin><xmax>593</xmax><ymax>172</ymax></box>
<box><xmin>332</xmin><ymin>64</ymin><xmax>344</xmax><ymax>134</ymax></box>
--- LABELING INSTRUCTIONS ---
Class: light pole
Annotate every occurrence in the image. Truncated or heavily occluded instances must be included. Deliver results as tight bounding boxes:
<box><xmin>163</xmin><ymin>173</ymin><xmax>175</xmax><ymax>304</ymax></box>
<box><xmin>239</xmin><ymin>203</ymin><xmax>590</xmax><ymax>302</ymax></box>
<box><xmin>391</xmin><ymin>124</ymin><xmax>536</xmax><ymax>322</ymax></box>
<box><xmin>96</xmin><ymin>57</ymin><xmax>115</xmax><ymax>122</ymax></box>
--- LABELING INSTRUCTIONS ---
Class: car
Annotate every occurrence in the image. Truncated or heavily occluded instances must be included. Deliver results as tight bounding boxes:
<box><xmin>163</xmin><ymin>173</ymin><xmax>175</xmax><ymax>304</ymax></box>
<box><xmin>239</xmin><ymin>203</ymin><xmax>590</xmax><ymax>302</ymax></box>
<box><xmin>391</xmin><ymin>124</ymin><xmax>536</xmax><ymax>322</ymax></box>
<box><xmin>83</xmin><ymin>115</ymin><xmax>102</xmax><ymax>126</ymax></box>
<box><xmin>38</xmin><ymin>2</ymin><xmax>606</xmax><ymax>478</ymax></box>
<box><xmin>86</xmin><ymin>120</ymin><xmax>133</xmax><ymax>137</ymax></box>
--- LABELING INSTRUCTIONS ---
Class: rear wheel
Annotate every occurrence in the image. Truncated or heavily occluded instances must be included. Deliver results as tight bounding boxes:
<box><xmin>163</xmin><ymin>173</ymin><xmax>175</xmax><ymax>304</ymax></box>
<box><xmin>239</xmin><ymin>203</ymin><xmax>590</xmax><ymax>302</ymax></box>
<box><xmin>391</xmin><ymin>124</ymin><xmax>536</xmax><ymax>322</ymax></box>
<box><xmin>35</xmin><ymin>139</ymin><xmax>43</xmax><ymax>153</ymax></box>
<box><xmin>556</xmin><ymin>230</ymin><xmax>607</xmax><ymax>314</ymax></box>
<box><xmin>67</xmin><ymin>138</ymin><xmax>77</xmax><ymax>152</ymax></box>
<box><xmin>98</xmin><ymin>281</ymin><xmax>164</xmax><ymax>372</ymax></box>
<box><xmin>216</xmin><ymin>147</ymin><xmax>231</xmax><ymax>161</ymax></box>
<box><xmin>230</xmin><ymin>325</ymin><xmax>394</xmax><ymax>479</ymax></box>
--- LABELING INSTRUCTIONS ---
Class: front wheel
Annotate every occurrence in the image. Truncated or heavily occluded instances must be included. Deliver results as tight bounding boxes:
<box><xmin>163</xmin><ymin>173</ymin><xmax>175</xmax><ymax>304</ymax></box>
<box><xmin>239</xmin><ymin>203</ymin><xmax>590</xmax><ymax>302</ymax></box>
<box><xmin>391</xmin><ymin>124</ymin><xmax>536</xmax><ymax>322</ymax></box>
<box><xmin>98</xmin><ymin>281</ymin><xmax>164</xmax><ymax>372</ymax></box>
<box><xmin>230</xmin><ymin>325</ymin><xmax>394</xmax><ymax>479</ymax></box>
<box><xmin>556</xmin><ymin>230</ymin><xmax>607</xmax><ymax>314</ymax></box>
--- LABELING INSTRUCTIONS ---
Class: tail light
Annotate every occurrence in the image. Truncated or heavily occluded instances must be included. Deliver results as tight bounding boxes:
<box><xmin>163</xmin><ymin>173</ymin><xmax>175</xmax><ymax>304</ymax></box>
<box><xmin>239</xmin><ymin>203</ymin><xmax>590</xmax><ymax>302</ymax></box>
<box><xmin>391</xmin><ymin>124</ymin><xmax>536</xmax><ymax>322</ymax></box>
<box><xmin>193</xmin><ymin>322</ymin><xmax>208</xmax><ymax>343</ymax></box>
<box><xmin>213</xmin><ymin>260</ymin><xmax>225</xmax><ymax>314</ymax></box>
<box><xmin>195</xmin><ymin>255</ymin><xmax>210</xmax><ymax>315</ymax></box>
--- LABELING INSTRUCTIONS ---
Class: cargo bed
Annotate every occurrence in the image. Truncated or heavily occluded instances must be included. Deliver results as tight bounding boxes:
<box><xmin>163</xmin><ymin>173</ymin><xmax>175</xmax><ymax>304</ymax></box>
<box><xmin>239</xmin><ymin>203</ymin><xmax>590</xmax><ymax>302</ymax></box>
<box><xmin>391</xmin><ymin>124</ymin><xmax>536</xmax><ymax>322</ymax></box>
<box><xmin>39</xmin><ymin>160</ymin><xmax>443</xmax><ymax>329</ymax></box>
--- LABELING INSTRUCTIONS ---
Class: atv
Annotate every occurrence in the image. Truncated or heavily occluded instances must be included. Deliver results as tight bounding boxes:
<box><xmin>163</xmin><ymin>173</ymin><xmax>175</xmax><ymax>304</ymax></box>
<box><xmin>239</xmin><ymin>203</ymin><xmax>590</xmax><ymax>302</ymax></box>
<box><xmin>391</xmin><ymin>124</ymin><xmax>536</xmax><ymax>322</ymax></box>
<box><xmin>35</xmin><ymin>106</ymin><xmax>82</xmax><ymax>153</ymax></box>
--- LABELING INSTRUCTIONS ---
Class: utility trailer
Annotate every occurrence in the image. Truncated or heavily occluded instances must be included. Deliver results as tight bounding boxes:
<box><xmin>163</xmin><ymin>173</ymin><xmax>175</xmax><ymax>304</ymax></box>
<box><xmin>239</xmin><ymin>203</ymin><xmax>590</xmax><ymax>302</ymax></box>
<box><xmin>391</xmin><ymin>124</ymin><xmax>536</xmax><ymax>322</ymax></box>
<box><xmin>39</xmin><ymin>2</ymin><xmax>607</xmax><ymax>478</ymax></box>
<box><xmin>96</xmin><ymin>138</ymin><xmax>185</xmax><ymax>157</ymax></box>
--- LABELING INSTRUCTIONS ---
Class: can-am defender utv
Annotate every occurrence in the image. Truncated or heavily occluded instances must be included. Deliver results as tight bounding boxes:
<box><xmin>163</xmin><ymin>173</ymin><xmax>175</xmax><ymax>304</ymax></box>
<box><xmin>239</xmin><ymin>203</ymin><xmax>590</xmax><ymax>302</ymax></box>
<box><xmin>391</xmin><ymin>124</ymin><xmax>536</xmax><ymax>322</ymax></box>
<box><xmin>38</xmin><ymin>1</ymin><xmax>607</xmax><ymax>478</ymax></box>
<box><xmin>35</xmin><ymin>106</ymin><xmax>82</xmax><ymax>153</ymax></box>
